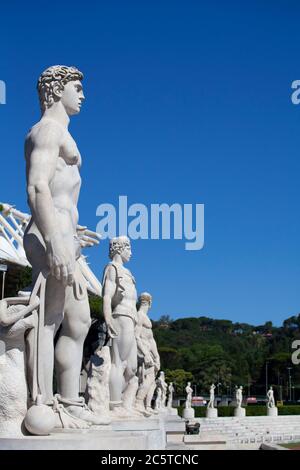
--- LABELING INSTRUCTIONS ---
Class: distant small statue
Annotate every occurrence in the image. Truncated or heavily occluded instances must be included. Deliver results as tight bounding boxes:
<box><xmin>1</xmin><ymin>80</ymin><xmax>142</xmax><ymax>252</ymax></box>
<box><xmin>154</xmin><ymin>387</ymin><xmax>162</xmax><ymax>411</ymax></box>
<box><xmin>208</xmin><ymin>383</ymin><xmax>216</xmax><ymax>409</ymax></box>
<box><xmin>185</xmin><ymin>382</ymin><xmax>193</xmax><ymax>409</ymax></box>
<box><xmin>167</xmin><ymin>382</ymin><xmax>174</xmax><ymax>409</ymax></box>
<box><xmin>236</xmin><ymin>386</ymin><xmax>243</xmax><ymax>408</ymax></box>
<box><xmin>267</xmin><ymin>386</ymin><xmax>275</xmax><ymax>409</ymax></box>
<box><xmin>156</xmin><ymin>371</ymin><xmax>168</xmax><ymax>408</ymax></box>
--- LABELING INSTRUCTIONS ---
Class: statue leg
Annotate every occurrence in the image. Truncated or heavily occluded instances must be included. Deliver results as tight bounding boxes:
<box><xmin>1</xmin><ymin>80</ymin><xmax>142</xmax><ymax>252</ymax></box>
<box><xmin>109</xmin><ymin>335</ymin><xmax>124</xmax><ymax>402</ymax></box>
<box><xmin>24</xmin><ymin>233</ymin><xmax>65</xmax><ymax>403</ymax></box>
<box><xmin>55</xmin><ymin>263</ymin><xmax>90</xmax><ymax>400</ymax></box>
<box><xmin>26</xmin><ymin>275</ymin><xmax>65</xmax><ymax>403</ymax></box>
<box><xmin>109</xmin><ymin>316</ymin><xmax>137</xmax><ymax>403</ymax></box>
<box><xmin>146</xmin><ymin>379</ymin><xmax>156</xmax><ymax>409</ymax></box>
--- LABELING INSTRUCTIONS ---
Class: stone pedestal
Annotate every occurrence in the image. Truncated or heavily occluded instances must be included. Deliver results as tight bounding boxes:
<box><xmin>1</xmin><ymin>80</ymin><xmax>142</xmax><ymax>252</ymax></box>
<box><xmin>167</xmin><ymin>408</ymin><xmax>178</xmax><ymax>416</ymax></box>
<box><xmin>0</xmin><ymin>418</ymin><xmax>166</xmax><ymax>450</ymax></box>
<box><xmin>206</xmin><ymin>408</ymin><xmax>218</xmax><ymax>418</ymax></box>
<box><xmin>183</xmin><ymin>408</ymin><xmax>195</xmax><ymax>420</ymax></box>
<box><xmin>234</xmin><ymin>407</ymin><xmax>246</xmax><ymax>417</ymax></box>
<box><xmin>267</xmin><ymin>407</ymin><xmax>278</xmax><ymax>417</ymax></box>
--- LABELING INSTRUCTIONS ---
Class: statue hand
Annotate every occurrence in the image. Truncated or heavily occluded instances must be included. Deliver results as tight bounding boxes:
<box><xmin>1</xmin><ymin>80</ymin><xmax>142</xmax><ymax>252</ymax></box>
<box><xmin>106</xmin><ymin>319</ymin><xmax>118</xmax><ymax>338</ymax></box>
<box><xmin>46</xmin><ymin>234</ymin><xmax>75</xmax><ymax>286</ymax></box>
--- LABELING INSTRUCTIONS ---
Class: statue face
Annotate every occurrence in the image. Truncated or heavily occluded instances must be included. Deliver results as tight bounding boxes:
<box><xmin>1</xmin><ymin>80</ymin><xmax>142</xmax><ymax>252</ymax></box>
<box><xmin>60</xmin><ymin>80</ymin><xmax>85</xmax><ymax>115</ymax></box>
<box><xmin>140</xmin><ymin>299</ymin><xmax>151</xmax><ymax>309</ymax></box>
<box><xmin>121</xmin><ymin>244</ymin><xmax>132</xmax><ymax>263</ymax></box>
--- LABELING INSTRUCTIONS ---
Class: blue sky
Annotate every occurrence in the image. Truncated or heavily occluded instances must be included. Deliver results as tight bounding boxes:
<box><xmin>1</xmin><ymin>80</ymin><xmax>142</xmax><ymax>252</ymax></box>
<box><xmin>1</xmin><ymin>1</ymin><xmax>300</xmax><ymax>325</ymax></box>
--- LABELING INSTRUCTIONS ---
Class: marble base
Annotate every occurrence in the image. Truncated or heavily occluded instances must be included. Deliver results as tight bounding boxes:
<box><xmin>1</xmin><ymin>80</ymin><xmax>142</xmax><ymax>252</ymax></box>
<box><xmin>167</xmin><ymin>408</ymin><xmax>178</xmax><ymax>416</ymax></box>
<box><xmin>183</xmin><ymin>408</ymin><xmax>195</xmax><ymax>420</ymax></box>
<box><xmin>0</xmin><ymin>419</ymin><xmax>166</xmax><ymax>450</ymax></box>
<box><xmin>234</xmin><ymin>407</ymin><xmax>246</xmax><ymax>417</ymax></box>
<box><xmin>112</xmin><ymin>417</ymin><xmax>166</xmax><ymax>449</ymax></box>
<box><xmin>267</xmin><ymin>407</ymin><xmax>278</xmax><ymax>417</ymax></box>
<box><xmin>206</xmin><ymin>408</ymin><xmax>218</xmax><ymax>418</ymax></box>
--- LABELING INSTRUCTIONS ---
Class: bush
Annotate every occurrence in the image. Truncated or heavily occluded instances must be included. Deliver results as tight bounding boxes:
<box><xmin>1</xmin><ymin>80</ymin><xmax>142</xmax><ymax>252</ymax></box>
<box><xmin>178</xmin><ymin>405</ymin><xmax>300</xmax><ymax>418</ymax></box>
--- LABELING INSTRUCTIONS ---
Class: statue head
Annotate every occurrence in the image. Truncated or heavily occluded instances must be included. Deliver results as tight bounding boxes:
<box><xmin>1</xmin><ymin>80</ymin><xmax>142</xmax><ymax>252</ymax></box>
<box><xmin>109</xmin><ymin>236</ymin><xmax>132</xmax><ymax>263</ymax></box>
<box><xmin>37</xmin><ymin>65</ymin><xmax>84</xmax><ymax>115</ymax></box>
<box><xmin>138</xmin><ymin>292</ymin><xmax>152</xmax><ymax>309</ymax></box>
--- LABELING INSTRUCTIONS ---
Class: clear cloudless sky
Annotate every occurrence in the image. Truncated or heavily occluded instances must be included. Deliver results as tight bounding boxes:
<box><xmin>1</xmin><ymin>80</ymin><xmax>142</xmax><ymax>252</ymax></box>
<box><xmin>1</xmin><ymin>0</ymin><xmax>300</xmax><ymax>326</ymax></box>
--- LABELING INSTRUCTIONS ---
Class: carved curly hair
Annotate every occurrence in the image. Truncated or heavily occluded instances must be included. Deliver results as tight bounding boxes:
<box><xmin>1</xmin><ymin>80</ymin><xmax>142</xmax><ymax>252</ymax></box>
<box><xmin>138</xmin><ymin>292</ymin><xmax>152</xmax><ymax>307</ymax></box>
<box><xmin>37</xmin><ymin>65</ymin><xmax>83</xmax><ymax>112</ymax></box>
<box><xmin>109</xmin><ymin>236</ymin><xmax>131</xmax><ymax>260</ymax></box>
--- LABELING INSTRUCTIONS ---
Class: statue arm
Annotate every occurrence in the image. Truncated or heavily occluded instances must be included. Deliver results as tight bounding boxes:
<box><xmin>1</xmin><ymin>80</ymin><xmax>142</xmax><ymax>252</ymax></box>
<box><xmin>146</xmin><ymin>331</ymin><xmax>160</xmax><ymax>369</ymax></box>
<box><xmin>136</xmin><ymin>335</ymin><xmax>153</xmax><ymax>365</ymax></box>
<box><xmin>102</xmin><ymin>265</ymin><xmax>118</xmax><ymax>338</ymax></box>
<box><xmin>26</xmin><ymin>124</ymin><xmax>74</xmax><ymax>285</ymax></box>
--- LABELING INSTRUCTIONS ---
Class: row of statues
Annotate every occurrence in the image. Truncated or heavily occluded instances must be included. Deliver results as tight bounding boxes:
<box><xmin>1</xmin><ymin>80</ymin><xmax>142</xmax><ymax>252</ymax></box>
<box><xmin>0</xmin><ymin>65</ymin><xmax>177</xmax><ymax>437</ymax></box>
<box><xmin>0</xmin><ymin>65</ymin><xmax>279</xmax><ymax>438</ymax></box>
<box><xmin>183</xmin><ymin>382</ymin><xmax>276</xmax><ymax>416</ymax></box>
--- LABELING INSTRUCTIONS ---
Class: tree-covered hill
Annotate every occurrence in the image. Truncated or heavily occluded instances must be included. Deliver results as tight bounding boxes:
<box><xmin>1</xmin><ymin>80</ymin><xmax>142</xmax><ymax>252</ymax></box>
<box><xmin>152</xmin><ymin>315</ymin><xmax>300</xmax><ymax>398</ymax></box>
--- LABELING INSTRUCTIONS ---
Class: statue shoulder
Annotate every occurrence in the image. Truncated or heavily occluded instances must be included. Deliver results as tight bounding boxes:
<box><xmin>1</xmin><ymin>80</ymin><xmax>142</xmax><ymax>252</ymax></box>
<box><xmin>26</xmin><ymin>118</ymin><xmax>64</xmax><ymax>149</ymax></box>
<box><xmin>102</xmin><ymin>262</ymin><xmax>118</xmax><ymax>282</ymax></box>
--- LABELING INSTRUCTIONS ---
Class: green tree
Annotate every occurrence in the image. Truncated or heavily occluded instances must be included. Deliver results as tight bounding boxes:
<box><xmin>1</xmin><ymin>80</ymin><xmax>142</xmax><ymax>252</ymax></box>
<box><xmin>164</xmin><ymin>369</ymin><xmax>193</xmax><ymax>396</ymax></box>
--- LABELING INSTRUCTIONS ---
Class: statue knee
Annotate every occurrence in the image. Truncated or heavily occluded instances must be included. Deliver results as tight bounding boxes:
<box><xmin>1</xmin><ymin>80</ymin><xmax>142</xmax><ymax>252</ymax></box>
<box><xmin>66</xmin><ymin>314</ymin><xmax>91</xmax><ymax>341</ymax></box>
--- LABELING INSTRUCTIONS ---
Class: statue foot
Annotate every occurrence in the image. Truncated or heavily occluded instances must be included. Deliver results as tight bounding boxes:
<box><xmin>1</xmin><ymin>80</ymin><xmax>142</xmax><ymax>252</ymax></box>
<box><xmin>53</xmin><ymin>404</ymin><xmax>91</xmax><ymax>429</ymax></box>
<box><xmin>134</xmin><ymin>403</ymin><xmax>152</xmax><ymax>417</ymax></box>
<box><xmin>110</xmin><ymin>405</ymin><xmax>144</xmax><ymax>419</ymax></box>
<box><xmin>146</xmin><ymin>406</ymin><xmax>158</xmax><ymax>415</ymax></box>
<box><xmin>65</xmin><ymin>405</ymin><xmax>111</xmax><ymax>425</ymax></box>
<box><xmin>54</xmin><ymin>395</ymin><xmax>111</xmax><ymax>426</ymax></box>
<box><xmin>110</xmin><ymin>406</ymin><xmax>132</xmax><ymax>419</ymax></box>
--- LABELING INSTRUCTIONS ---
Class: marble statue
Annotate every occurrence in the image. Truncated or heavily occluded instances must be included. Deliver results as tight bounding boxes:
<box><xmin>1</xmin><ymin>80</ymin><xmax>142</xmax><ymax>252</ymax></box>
<box><xmin>266</xmin><ymin>386</ymin><xmax>278</xmax><ymax>416</ymax></box>
<box><xmin>0</xmin><ymin>296</ymin><xmax>39</xmax><ymax>436</ymax></box>
<box><xmin>23</xmin><ymin>65</ymin><xmax>108</xmax><ymax>429</ymax></box>
<box><xmin>206</xmin><ymin>383</ymin><xmax>218</xmax><ymax>418</ymax></box>
<box><xmin>154</xmin><ymin>387</ymin><xmax>162</xmax><ymax>411</ymax></box>
<box><xmin>236</xmin><ymin>386</ymin><xmax>243</xmax><ymax>408</ymax></box>
<box><xmin>185</xmin><ymin>382</ymin><xmax>193</xmax><ymax>409</ymax></box>
<box><xmin>183</xmin><ymin>381</ymin><xmax>195</xmax><ymax>419</ymax></box>
<box><xmin>85</xmin><ymin>346</ymin><xmax>111</xmax><ymax>420</ymax></box>
<box><xmin>233</xmin><ymin>385</ymin><xmax>246</xmax><ymax>417</ymax></box>
<box><xmin>267</xmin><ymin>386</ymin><xmax>275</xmax><ymax>409</ymax></box>
<box><xmin>102</xmin><ymin>236</ymin><xmax>139</xmax><ymax>415</ymax></box>
<box><xmin>156</xmin><ymin>371</ymin><xmax>168</xmax><ymax>409</ymax></box>
<box><xmin>135</xmin><ymin>292</ymin><xmax>160</xmax><ymax>416</ymax></box>
<box><xmin>208</xmin><ymin>383</ymin><xmax>216</xmax><ymax>408</ymax></box>
<box><xmin>167</xmin><ymin>382</ymin><xmax>174</xmax><ymax>409</ymax></box>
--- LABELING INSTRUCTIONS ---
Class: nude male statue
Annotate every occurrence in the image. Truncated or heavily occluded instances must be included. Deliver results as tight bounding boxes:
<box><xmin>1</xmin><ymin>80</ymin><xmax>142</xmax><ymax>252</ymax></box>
<box><xmin>167</xmin><ymin>382</ymin><xmax>174</xmax><ymax>409</ymax></box>
<box><xmin>135</xmin><ymin>292</ymin><xmax>161</xmax><ymax>415</ymax></box>
<box><xmin>102</xmin><ymin>236</ymin><xmax>139</xmax><ymax>414</ymax></box>
<box><xmin>208</xmin><ymin>383</ymin><xmax>216</xmax><ymax>409</ymax></box>
<box><xmin>156</xmin><ymin>371</ymin><xmax>168</xmax><ymax>408</ymax></box>
<box><xmin>24</xmin><ymin>65</ymin><xmax>108</xmax><ymax>426</ymax></box>
<box><xmin>236</xmin><ymin>386</ymin><xmax>243</xmax><ymax>408</ymax></box>
<box><xmin>267</xmin><ymin>386</ymin><xmax>275</xmax><ymax>408</ymax></box>
<box><xmin>185</xmin><ymin>382</ymin><xmax>193</xmax><ymax>409</ymax></box>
